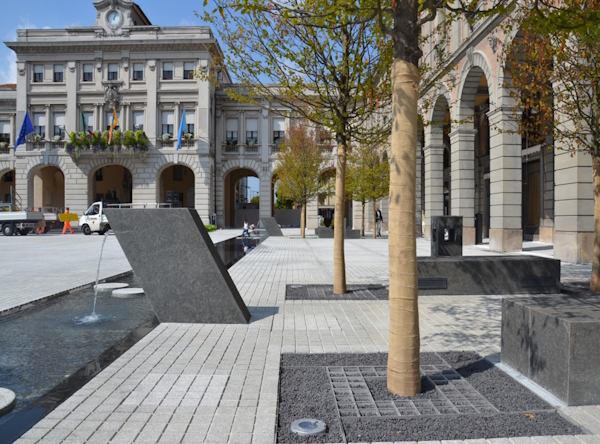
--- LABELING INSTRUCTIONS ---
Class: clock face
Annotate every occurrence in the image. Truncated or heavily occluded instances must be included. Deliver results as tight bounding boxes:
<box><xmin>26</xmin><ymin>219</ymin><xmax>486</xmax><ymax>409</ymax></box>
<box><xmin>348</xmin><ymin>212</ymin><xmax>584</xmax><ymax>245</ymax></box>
<box><xmin>107</xmin><ymin>11</ymin><xmax>121</xmax><ymax>26</ymax></box>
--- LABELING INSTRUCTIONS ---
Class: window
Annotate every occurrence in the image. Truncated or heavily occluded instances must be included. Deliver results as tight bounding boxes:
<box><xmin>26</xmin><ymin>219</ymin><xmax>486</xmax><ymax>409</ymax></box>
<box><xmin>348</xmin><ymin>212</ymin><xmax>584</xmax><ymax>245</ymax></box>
<box><xmin>273</xmin><ymin>118</ymin><xmax>285</xmax><ymax>143</ymax></box>
<box><xmin>53</xmin><ymin>113</ymin><xmax>65</xmax><ymax>138</ymax></box>
<box><xmin>83</xmin><ymin>64</ymin><xmax>93</xmax><ymax>82</ymax></box>
<box><xmin>83</xmin><ymin>112</ymin><xmax>94</xmax><ymax>132</ymax></box>
<box><xmin>95</xmin><ymin>169</ymin><xmax>103</xmax><ymax>182</ymax></box>
<box><xmin>162</xmin><ymin>111</ymin><xmax>174</xmax><ymax>135</ymax></box>
<box><xmin>226</xmin><ymin>119</ymin><xmax>238</xmax><ymax>143</ymax></box>
<box><xmin>33</xmin><ymin>65</ymin><xmax>44</xmax><ymax>82</ymax></box>
<box><xmin>108</xmin><ymin>63</ymin><xmax>119</xmax><ymax>81</ymax></box>
<box><xmin>133</xmin><ymin>111</ymin><xmax>144</xmax><ymax>131</ymax></box>
<box><xmin>173</xmin><ymin>165</ymin><xmax>183</xmax><ymax>181</ymax></box>
<box><xmin>4</xmin><ymin>171</ymin><xmax>13</xmax><ymax>182</ymax></box>
<box><xmin>34</xmin><ymin>114</ymin><xmax>46</xmax><ymax>137</ymax></box>
<box><xmin>53</xmin><ymin>65</ymin><xmax>64</xmax><ymax>83</ymax></box>
<box><xmin>184</xmin><ymin>62</ymin><xmax>194</xmax><ymax>79</ymax></box>
<box><xmin>246</xmin><ymin>119</ymin><xmax>258</xmax><ymax>144</ymax></box>
<box><xmin>162</xmin><ymin>62</ymin><xmax>173</xmax><ymax>80</ymax></box>
<box><xmin>185</xmin><ymin>111</ymin><xmax>195</xmax><ymax>135</ymax></box>
<box><xmin>0</xmin><ymin>121</ymin><xmax>10</xmax><ymax>144</ymax></box>
<box><xmin>133</xmin><ymin>63</ymin><xmax>144</xmax><ymax>81</ymax></box>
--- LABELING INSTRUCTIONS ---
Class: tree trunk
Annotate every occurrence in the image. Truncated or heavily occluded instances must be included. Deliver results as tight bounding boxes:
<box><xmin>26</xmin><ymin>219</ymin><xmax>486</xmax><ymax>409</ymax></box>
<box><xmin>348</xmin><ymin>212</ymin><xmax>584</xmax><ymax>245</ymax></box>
<box><xmin>333</xmin><ymin>143</ymin><xmax>347</xmax><ymax>295</ymax></box>
<box><xmin>373</xmin><ymin>201</ymin><xmax>377</xmax><ymax>239</ymax></box>
<box><xmin>301</xmin><ymin>204</ymin><xmax>306</xmax><ymax>239</ymax></box>
<box><xmin>387</xmin><ymin>59</ymin><xmax>421</xmax><ymax>397</ymax></box>
<box><xmin>362</xmin><ymin>201</ymin><xmax>365</xmax><ymax>237</ymax></box>
<box><xmin>591</xmin><ymin>156</ymin><xmax>600</xmax><ymax>292</ymax></box>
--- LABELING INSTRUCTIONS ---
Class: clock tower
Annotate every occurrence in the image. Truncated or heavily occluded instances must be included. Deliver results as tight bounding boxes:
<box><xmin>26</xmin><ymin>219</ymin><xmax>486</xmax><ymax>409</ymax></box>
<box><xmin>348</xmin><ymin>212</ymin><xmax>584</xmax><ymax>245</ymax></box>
<box><xmin>93</xmin><ymin>0</ymin><xmax>152</xmax><ymax>32</ymax></box>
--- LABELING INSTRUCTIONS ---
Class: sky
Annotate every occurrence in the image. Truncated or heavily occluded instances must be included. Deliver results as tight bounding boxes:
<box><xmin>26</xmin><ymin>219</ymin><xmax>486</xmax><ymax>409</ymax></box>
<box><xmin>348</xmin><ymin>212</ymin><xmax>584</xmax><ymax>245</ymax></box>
<box><xmin>0</xmin><ymin>0</ymin><xmax>213</xmax><ymax>85</ymax></box>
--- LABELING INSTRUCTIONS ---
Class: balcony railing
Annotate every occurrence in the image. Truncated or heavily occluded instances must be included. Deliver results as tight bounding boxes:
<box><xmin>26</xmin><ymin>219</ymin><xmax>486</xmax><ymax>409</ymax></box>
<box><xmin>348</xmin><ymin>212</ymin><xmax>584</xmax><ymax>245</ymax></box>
<box><xmin>158</xmin><ymin>139</ymin><xmax>175</xmax><ymax>148</ymax></box>
<box><xmin>223</xmin><ymin>143</ymin><xmax>239</xmax><ymax>154</ymax></box>
<box><xmin>26</xmin><ymin>141</ymin><xmax>46</xmax><ymax>151</ymax></box>
<box><xmin>0</xmin><ymin>145</ymin><xmax>10</xmax><ymax>155</ymax></box>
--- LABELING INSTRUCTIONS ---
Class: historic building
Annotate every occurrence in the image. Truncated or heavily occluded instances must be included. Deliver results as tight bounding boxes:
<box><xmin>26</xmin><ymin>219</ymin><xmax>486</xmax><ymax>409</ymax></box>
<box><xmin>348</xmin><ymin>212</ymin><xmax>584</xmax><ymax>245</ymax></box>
<box><xmin>416</xmin><ymin>12</ymin><xmax>594</xmax><ymax>263</ymax></box>
<box><xmin>0</xmin><ymin>0</ymin><xmax>301</xmax><ymax>230</ymax></box>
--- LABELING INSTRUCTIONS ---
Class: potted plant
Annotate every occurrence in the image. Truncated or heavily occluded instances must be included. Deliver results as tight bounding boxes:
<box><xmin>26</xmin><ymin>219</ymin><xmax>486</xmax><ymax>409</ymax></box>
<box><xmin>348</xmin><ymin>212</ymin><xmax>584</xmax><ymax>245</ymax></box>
<box><xmin>33</xmin><ymin>134</ymin><xmax>42</xmax><ymax>142</ymax></box>
<box><xmin>162</xmin><ymin>133</ymin><xmax>172</xmax><ymax>143</ymax></box>
<box><xmin>53</xmin><ymin>135</ymin><xmax>62</xmax><ymax>143</ymax></box>
<box><xmin>123</xmin><ymin>131</ymin><xmax>136</xmax><ymax>149</ymax></box>
<box><xmin>0</xmin><ymin>141</ymin><xmax>8</xmax><ymax>150</ymax></box>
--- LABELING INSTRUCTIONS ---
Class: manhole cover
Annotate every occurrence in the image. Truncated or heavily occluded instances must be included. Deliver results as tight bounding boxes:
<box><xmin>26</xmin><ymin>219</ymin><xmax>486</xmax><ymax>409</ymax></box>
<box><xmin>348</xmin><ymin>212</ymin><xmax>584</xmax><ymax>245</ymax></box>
<box><xmin>94</xmin><ymin>283</ymin><xmax>129</xmax><ymax>292</ymax></box>
<box><xmin>291</xmin><ymin>418</ymin><xmax>327</xmax><ymax>436</ymax></box>
<box><xmin>111</xmin><ymin>288</ymin><xmax>144</xmax><ymax>298</ymax></box>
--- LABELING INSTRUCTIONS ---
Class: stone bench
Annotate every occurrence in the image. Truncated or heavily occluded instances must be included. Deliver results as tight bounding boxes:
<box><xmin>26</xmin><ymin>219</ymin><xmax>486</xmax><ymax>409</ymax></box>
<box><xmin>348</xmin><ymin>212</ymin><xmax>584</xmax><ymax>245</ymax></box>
<box><xmin>501</xmin><ymin>295</ymin><xmax>600</xmax><ymax>405</ymax></box>
<box><xmin>417</xmin><ymin>256</ymin><xmax>560</xmax><ymax>295</ymax></box>
<box><xmin>315</xmin><ymin>227</ymin><xmax>361</xmax><ymax>239</ymax></box>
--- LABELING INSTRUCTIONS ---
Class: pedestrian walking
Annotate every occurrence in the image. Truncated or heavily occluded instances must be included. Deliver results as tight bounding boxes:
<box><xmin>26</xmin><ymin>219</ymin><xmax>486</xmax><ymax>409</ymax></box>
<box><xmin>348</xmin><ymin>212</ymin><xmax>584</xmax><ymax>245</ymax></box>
<box><xmin>375</xmin><ymin>205</ymin><xmax>383</xmax><ymax>237</ymax></box>
<box><xmin>62</xmin><ymin>207</ymin><xmax>74</xmax><ymax>234</ymax></box>
<box><xmin>36</xmin><ymin>207</ymin><xmax>46</xmax><ymax>235</ymax></box>
<box><xmin>242</xmin><ymin>219</ymin><xmax>250</xmax><ymax>237</ymax></box>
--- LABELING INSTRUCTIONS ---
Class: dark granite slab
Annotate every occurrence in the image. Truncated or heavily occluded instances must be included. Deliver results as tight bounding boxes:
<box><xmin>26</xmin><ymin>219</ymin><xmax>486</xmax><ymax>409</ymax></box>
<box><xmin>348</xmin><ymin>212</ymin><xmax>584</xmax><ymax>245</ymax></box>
<box><xmin>315</xmin><ymin>227</ymin><xmax>361</xmax><ymax>239</ymax></box>
<box><xmin>417</xmin><ymin>256</ymin><xmax>561</xmax><ymax>295</ymax></box>
<box><xmin>105</xmin><ymin>208</ymin><xmax>251</xmax><ymax>324</ymax></box>
<box><xmin>502</xmin><ymin>294</ymin><xmax>600</xmax><ymax>405</ymax></box>
<box><xmin>431</xmin><ymin>216</ymin><xmax>463</xmax><ymax>257</ymax></box>
<box><xmin>259</xmin><ymin>217</ymin><xmax>283</xmax><ymax>236</ymax></box>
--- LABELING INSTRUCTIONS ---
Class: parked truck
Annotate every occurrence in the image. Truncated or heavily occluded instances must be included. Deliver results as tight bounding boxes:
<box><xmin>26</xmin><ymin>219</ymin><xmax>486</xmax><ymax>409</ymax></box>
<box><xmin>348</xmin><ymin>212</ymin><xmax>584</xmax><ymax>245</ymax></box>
<box><xmin>79</xmin><ymin>201</ymin><xmax>172</xmax><ymax>235</ymax></box>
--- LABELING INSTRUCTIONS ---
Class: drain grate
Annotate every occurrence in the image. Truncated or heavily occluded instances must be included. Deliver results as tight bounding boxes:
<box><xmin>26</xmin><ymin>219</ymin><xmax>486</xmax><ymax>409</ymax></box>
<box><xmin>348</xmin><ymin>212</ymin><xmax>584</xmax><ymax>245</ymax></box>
<box><xmin>327</xmin><ymin>362</ymin><xmax>499</xmax><ymax>418</ymax></box>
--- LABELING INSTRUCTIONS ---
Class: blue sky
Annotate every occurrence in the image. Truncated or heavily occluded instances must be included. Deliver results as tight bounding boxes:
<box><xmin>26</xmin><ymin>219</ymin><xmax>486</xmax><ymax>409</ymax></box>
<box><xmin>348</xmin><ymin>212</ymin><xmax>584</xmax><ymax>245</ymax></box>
<box><xmin>0</xmin><ymin>0</ymin><xmax>212</xmax><ymax>84</ymax></box>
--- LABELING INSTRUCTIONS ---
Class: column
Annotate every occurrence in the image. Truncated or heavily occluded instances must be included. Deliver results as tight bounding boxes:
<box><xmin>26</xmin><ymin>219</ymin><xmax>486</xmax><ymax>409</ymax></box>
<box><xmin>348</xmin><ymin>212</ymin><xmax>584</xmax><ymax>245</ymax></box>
<box><xmin>65</xmin><ymin>62</ymin><xmax>77</xmax><ymax>135</ymax></box>
<box><xmin>44</xmin><ymin>105</ymin><xmax>51</xmax><ymax>142</ymax></box>
<box><xmin>423</xmin><ymin>125</ymin><xmax>444</xmax><ymax>240</ymax></box>
<box><xmin>487</xmin><ymin>106</ymin><xmax>523</xmax><ymax>252</ymax></box>
<box><xmin>554</xmin><ymin>145</ymin><xmax>593</xmax><ymax>263</ymax></box>
<box><xmin>9</xmin><ymin>114</ymin><xmax>15</xmax><ymax>148</ymax></box>
<box><xmin>306</xmin><ymin>197</ymin><xmax>319</xmax><ymax>229</ymax></box>
<box><xmin>449</xmin><ymin>127</ymin><xmax>477</xmax><ymax>245</ymax></box>
<box><xmin>146</xmin><ymin>60</ymin><xmax>158</xmax><ymax>141</ymax></box>
<box><xmin>415</xmin><ymin>136</ymin><xmax>423</xmax><ymax>237</ymax></box>
<box><xmin>259</xmin><ymin>169</ymin><xmax>272</xmax><ymax>221</ymax></box>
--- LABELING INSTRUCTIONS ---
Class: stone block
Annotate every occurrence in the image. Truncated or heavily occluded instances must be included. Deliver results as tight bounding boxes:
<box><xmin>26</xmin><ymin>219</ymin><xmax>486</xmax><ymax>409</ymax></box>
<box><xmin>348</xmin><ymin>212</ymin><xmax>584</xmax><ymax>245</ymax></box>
<box><xmin>315</xmin><ymin>227</ymin><xmax>361</xmax><ymax>239</ymax></box>
<box><xmin>501</xmin><ymin>295</ymin><xmax>600</xmax><ymax>405</ymax></box>
<box><xmin>417</xmin><ymin>255</ymin><xmax>560</xmax><ymax>296</ymax></box>
<box><xmin>258</xmin><ymin>217</ymin><xmax>283</xmax><ymax>237</ymax></box>
<box><xmin>105</xmin><ymin>208</ymin><xmax>251</xmax><ymax>324</ymax></box>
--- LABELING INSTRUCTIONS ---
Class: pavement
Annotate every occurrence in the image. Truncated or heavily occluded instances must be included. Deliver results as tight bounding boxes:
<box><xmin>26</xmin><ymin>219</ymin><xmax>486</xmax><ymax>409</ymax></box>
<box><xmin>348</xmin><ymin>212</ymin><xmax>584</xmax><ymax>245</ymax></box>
<box><xmin>6</xmin><ymin>230</ymin><xmax>600</xmax><ymax>444</ymax></box>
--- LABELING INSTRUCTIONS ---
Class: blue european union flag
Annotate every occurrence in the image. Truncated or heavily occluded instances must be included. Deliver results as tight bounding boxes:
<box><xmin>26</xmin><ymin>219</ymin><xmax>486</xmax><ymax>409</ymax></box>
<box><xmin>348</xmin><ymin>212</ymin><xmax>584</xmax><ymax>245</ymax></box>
<box><xmin>15</xmin><ymin>112</ymin><xmax>35</xmax><ymax>149</ymax></box>
<box><xmin>177</xmin><ymin>110</ymin><xmax>186</xmax><ymax>151</ymax></box>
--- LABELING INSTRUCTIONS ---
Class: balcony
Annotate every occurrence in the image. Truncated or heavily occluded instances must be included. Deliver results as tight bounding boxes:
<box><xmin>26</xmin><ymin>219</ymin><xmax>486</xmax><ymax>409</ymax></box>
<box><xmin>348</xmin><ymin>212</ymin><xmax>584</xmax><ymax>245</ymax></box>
<box><xmin>0</xmin><ymin>144</ymin><xmax>11</xmax><ymax>155</ymax></box>
<box><xmin>221</xmin><ymin>143</ymin><xmax>263</xmax><ymax>156</ymax></box>
<box><xmin>26</xmin><ymin>141</ymin><xmax>46</xmax><ymax>151</ymax></box>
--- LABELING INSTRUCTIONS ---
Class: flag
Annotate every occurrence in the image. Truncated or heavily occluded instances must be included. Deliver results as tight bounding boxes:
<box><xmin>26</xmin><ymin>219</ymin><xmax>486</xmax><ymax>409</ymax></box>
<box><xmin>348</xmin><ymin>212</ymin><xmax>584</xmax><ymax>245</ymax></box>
<box><xmin>177</xmin><ymin>109</ymin><xmax>187</xmax><ymax>151</ymax></box>
<box><xmin>108</xmin><ymin>109</ymin><xmax>119</xmax><ymax>144</ymax></box>
<box><xmin>15</xmin><ymin>112</ymin><xmax>35</xmax><ymax>149</ymax></box>
<box><xmin>81</xmin><ymin>110</ymin><xmax>93</xmax><ymax>137</ymax></box>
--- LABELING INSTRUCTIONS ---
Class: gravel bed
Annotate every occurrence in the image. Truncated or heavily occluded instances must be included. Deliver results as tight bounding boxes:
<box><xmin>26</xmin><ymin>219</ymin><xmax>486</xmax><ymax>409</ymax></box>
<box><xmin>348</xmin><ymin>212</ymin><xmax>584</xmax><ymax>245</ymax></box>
<box><xmin>277</xmin><ymin>352</ymin><xmax>584</xmax><ymax>443</ymax></box>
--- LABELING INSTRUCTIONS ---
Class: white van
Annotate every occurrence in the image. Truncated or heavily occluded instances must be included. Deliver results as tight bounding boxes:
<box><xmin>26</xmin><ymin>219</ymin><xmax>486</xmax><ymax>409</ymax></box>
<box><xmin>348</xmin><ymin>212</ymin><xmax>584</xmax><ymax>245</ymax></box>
<box><xmin>79</xmin><ymin>202</ymin><xmax>173</xmax><ymax>235</ymax></box>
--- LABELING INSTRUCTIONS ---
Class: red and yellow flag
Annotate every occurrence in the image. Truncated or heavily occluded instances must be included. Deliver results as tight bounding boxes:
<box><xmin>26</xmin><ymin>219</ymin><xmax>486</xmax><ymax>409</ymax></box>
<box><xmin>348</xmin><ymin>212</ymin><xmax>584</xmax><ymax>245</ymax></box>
<box><xmin>108</xmin><ymin>108</ymin><xmax>119</xmax><ymax>144</ymax></box>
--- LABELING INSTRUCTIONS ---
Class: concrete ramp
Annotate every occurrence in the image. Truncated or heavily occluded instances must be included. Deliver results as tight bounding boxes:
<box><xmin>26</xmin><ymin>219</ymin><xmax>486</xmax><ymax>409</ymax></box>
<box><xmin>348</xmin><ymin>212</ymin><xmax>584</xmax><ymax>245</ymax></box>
<box><xmin>105</xmin><ymin>208</ymin><xmax>250</xmax><ymax>324</ymax></box>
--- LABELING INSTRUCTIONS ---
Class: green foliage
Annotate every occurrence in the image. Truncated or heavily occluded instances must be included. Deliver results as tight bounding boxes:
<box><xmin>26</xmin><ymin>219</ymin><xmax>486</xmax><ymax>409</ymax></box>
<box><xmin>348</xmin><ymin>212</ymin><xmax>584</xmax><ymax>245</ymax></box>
<box><xmin>274</xmin><ymin>192</ymin><xmax>294</xmax><ymax>209</ymax></box>
<box><xmin>123</xmin><ymin>131</ymin><xmax>136</xmax><ymax>147</ymax></box>
<box><xmin>250</xmin><ymin>195</ymin><xmax>260</xmax><ymax>208</ymax></box>
<box><xmin>202</xmin><ymin>0</ymin><xmax>393</xmax><ymax>148</ymax></box>
<box><xmin>205</xmin><ymin>224</ymin><xmax>217</xmax><ymax>232</ymax></box>
<box><xmin>274</xmin><ymin>121</ymin><xmax>327</xmax><ymax>207</ymax></box>
<box><xmin>347</xmin><ymin>144</ymin><xmax>390</xmax><ymax>204</ymax></box>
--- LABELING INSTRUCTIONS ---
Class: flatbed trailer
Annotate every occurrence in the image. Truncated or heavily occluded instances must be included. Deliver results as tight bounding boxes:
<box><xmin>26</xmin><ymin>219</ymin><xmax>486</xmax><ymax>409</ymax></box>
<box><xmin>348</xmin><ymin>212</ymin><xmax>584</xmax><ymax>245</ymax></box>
<box><xmin>0</xmin><ymin>211</ymin><xmax>43</xmax><ymax>236</ymax></box>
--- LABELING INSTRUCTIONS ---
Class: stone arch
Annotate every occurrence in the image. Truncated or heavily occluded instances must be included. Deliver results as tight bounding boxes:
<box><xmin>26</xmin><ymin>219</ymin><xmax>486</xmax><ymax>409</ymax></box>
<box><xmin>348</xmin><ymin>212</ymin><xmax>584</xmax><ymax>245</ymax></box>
<box><xmin>456</xmin><ymin>51</ymin><xmax>497</xmax><ymax>122</ymax></box>
<box><xmin>220</xmin><ymin>158</ymin><xmax>264</xmax><ymax>182</ymax></box>
<box><xmin>153</xmin><ymin>155</ymin><xmax>203</xmax><ymax>180</ymax></box>
<box><xmin>156</xmin><ymin>162</ymin><xmax>197</xmax><ymax>208</ymax></box>
<box><xmin>427</xmin><ymin>86</ymin><xmax>453</xmax><ymax>125</ymax></box>
<box><xmin>87</xmin><ymin>162</ymin><xmax>134</xmax><ymax>205</ymax></box>
<box><xmin>26</xmin><ymin>160</ymin><xmax>66</xmax><ymax>211</ymax></box>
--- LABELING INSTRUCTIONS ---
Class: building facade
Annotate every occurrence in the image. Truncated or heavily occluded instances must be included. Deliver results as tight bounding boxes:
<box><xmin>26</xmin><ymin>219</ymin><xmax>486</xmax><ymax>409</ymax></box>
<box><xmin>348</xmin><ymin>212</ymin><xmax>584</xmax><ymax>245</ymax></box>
<box><xmin>415</xmin><ymin>12</ymin><xmax>593</xmax><ymax>263</ymax></box>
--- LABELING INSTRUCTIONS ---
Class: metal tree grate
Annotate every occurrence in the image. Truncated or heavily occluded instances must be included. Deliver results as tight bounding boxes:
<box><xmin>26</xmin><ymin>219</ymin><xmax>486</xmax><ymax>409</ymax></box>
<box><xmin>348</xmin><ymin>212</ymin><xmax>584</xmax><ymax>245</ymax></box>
<box><xmin>327</xmin><ymin>362</ymin><xmax>499</xmax><ymax>418</ymax></box>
